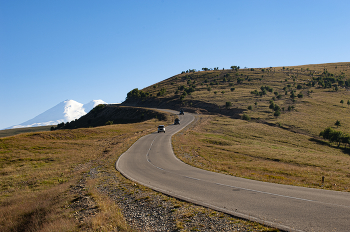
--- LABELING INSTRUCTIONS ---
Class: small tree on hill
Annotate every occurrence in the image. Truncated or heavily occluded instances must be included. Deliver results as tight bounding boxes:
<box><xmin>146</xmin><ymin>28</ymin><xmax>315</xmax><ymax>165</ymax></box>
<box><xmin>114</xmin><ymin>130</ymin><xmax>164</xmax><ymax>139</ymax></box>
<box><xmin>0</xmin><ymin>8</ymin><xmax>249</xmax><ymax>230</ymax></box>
<box><xmin>274</xmin><ymin>110</ymin><xmax>281</xmax><ymax>117</ymax></box>
<box><xmin>274</xmin><ymin>104</ymin><xmax>281</xmax><ymax>112</ymax></box>
<box><xmin>226</xmin><ymin>102</ymin><xmax>232</xmax><ymax>109</ymax></box>
<box><xmin>320</xmin><ymin>127</ymin><xmax>334</xmax><ymax>140</ymax></box>
<box><xmin>237</xmin><ymin>78</ymin><xmax>244</xmax><ymax>84</ymax></box>
<box><xmin>340</xmin><ymin>100</ymin><xmax>344</xmax><ymax>106</ymax></box>
<box><xmin>290</xmin><ymin>92</ymin><xmax>296</xmax><ymax>99</ymax></box>
<box><xmin>335</xmin><ymin>120</ymin><xmax>341</xmax><ymax>128</ymax></box>
<box><xmin>231</xmin><ymin>66</ymin><xmax>240</xmax><ymax>71</ymax></box>
<box><xmin>331</xmin><ymin>130</ymin><xmax>343</xmax><ymax>147</ymax></box>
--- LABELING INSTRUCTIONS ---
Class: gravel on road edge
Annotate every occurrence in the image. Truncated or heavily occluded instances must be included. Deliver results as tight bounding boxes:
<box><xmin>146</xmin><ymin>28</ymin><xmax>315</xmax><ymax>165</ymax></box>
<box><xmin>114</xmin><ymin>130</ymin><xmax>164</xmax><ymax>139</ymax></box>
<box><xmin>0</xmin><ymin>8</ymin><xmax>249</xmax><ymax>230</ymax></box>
<box><xmin>70</xmin><ymin>159</ymin><xmax>280</xmax><ymax>232</ymax></box>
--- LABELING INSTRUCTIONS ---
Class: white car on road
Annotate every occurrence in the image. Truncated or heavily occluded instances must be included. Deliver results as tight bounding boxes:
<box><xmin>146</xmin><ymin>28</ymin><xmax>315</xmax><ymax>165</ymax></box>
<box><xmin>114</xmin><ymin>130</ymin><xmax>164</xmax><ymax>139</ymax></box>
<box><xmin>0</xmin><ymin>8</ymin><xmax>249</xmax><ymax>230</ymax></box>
<box><xmin>158</xmin><ymin>125</ymin><xmax>165</xmax><ymax>133</ymax></box>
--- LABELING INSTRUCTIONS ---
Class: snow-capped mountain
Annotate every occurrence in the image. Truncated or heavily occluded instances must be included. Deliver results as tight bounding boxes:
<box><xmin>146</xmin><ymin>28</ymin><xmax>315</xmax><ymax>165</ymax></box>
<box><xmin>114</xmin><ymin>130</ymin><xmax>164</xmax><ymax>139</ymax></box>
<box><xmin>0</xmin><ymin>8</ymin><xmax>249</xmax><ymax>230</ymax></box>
<box><xmin>6</xmin><ymin>99</ymin><xmax>107</xmax><ymax>129</ymax></box>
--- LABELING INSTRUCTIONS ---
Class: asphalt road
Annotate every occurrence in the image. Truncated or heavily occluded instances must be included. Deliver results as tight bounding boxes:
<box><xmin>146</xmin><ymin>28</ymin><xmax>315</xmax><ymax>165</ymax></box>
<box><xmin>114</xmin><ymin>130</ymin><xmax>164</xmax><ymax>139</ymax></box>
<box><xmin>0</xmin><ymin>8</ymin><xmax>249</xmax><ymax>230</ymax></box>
<box><xmin>116</xmin><ymin>110</ymin><xmax>350</xmax><ymax>232</ymax></box>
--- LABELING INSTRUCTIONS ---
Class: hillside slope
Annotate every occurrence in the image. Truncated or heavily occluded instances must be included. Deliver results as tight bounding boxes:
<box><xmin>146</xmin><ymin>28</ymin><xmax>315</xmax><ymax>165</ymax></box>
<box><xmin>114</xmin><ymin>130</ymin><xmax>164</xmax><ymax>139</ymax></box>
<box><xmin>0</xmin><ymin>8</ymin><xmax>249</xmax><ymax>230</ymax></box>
<box><xmin>55</xmin><ymin>105</ymin><xmax>172</xmax><ymax>130</ymax></box>
<box><xmin>123</xmin><ymin>62</ymin><xmax>350</xmax><ymax>136</ymax></box>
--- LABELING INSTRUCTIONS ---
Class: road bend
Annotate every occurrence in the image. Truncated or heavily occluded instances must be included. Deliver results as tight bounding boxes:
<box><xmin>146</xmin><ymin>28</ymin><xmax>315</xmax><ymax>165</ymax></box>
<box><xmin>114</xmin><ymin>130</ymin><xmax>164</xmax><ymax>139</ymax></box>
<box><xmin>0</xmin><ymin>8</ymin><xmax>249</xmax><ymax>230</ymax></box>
<box><xmin>116</xmin><ymin>110</ymin><xmax>350</xmax><ymax>232</ymax></box>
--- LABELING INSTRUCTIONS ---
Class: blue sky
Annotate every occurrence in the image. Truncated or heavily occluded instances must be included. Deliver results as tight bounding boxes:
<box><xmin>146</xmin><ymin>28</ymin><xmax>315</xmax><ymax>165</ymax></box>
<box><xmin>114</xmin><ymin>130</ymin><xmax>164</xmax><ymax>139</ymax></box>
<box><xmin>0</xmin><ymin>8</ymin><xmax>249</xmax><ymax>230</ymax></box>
<box><xmin>1</xmin><ymin>0</ymin><xmax>349</xmax><ymax>129</ymax></box>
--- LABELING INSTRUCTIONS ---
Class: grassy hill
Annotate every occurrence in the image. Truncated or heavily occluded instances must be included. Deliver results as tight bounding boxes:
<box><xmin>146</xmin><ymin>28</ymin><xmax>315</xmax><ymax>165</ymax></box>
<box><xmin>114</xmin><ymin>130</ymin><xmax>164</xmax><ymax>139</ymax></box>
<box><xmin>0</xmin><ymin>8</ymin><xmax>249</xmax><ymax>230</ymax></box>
<box><xmin>124</xmin><ymin>62</ymin><xmax>350</xmax><ymax>191</ymax></box>
<box><xmin>124</xmin><ymin>62</ymin><xmax>350</xmax><ymax>135</ymax></box>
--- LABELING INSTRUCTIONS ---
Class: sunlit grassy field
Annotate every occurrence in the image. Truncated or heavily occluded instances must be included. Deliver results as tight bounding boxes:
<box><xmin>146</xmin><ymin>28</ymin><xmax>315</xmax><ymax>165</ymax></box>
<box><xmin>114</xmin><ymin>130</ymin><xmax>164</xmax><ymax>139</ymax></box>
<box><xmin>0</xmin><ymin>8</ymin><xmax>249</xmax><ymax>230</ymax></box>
<box><xmin>173</xmin><ymin>113</ymin><xmax>350</xmax><ymax>192</ymax></box>
<box><xmin>0</xmin><ymin>116</ymin><xmax>172</xmax><ymax>232</ymax></box>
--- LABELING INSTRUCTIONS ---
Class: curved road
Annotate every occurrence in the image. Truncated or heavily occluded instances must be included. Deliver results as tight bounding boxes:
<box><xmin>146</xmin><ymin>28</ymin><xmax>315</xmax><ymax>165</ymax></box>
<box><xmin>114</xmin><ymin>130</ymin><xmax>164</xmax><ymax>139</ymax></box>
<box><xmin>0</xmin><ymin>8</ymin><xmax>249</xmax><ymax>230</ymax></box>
<box><xmin>116</xmin><ymin>110</ymin><xmax>350</xmax><ymax>232</ymax></box>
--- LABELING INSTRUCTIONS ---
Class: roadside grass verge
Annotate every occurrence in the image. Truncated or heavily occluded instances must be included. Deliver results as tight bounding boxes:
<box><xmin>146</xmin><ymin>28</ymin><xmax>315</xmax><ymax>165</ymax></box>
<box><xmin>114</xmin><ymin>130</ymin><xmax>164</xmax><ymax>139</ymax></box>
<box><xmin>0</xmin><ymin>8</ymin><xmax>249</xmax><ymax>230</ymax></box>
<box><xmin>173</xmin><ymin>114</ymin><xmax>350</xmax><ymax>192</ymax></box>
<box><xmin>85</xmin><ymin>179</ymin><xmax>132</xmax><ymax>231</ymax></box>
<box><xmin>0</xmin><ymin>114</ymin><xmax>172</xmax><ymax>232</ymax></box>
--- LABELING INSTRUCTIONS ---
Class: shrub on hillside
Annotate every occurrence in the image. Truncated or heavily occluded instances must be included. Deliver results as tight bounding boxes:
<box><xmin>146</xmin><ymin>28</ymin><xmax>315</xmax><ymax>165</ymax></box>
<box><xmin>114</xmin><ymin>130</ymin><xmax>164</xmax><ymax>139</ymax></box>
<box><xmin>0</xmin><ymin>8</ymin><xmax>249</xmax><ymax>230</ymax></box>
<box><xmin>274</xmin><ymin>110</ymin><xmax>281</xmax><ymax>117</ymax></box>
<box><xmin>242</xmin><ymin>113</ymin><xmax>251</xmax><ymax>121</ymax></box>
<box><xmin>290</xmin><ymin>92</ymin><xmax>296</xmax><ymax>99</ymax></box>
<box><xmin>157</xmin><ymin>88</ymin><xmax>167</xmax><ymax>96</ymax></box>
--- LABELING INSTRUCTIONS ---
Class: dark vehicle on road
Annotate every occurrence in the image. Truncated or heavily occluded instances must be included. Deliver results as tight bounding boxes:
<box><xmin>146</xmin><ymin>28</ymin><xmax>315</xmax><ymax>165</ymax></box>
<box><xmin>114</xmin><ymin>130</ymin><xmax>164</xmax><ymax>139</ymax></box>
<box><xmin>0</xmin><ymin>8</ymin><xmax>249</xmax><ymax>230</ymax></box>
<box><xmin>158</xmin><ymin>125</ymin><xmax>165</xmax><ymax>133</ymax></box>
<box><xmin>174</xmin><ymin>118</ymin><xmax>180</xmax><ymax>125</ymax></box>
<box><xmin>179</xmin><ymin>109</ymin><xmax>184</xmax><ymax>115</ymax></box>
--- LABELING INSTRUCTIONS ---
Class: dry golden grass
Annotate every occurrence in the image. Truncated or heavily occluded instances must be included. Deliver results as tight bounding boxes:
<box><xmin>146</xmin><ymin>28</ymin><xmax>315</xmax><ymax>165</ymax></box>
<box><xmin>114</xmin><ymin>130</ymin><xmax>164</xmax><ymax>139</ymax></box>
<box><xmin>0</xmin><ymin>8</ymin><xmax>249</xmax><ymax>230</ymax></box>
<box><xmin>85</xmin><ymin>179</ymin><xmax>132</xmax><ymax>232</ymax></box>
<box><xmin>0</xmin><ymin>115</ymin><xmax>173</xmax><ymax>232</ymax></box>
<box><xmin>144</xmin><ymin>63</ymin><xmax>350</xmax><ymax>131</ymax></box>
<box><xmin>0</xmin><ymin>182</ymin><xmax>76</xmax><ymax>232</ymax></box>
<box><xmin>173</xmin><ymin>114</ymin><xmax>350</xmax><ymax>191</ymax></box>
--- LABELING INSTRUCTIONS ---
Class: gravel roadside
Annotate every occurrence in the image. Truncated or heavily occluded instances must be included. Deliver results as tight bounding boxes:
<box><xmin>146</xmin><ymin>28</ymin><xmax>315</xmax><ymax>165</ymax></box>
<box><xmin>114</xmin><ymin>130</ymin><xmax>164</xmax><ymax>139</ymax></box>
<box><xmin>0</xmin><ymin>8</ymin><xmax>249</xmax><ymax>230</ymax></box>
<box><xmin>70</xmin><ymin>160</ymin><xmax>280</xmax><ymax>232</ymax></box>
